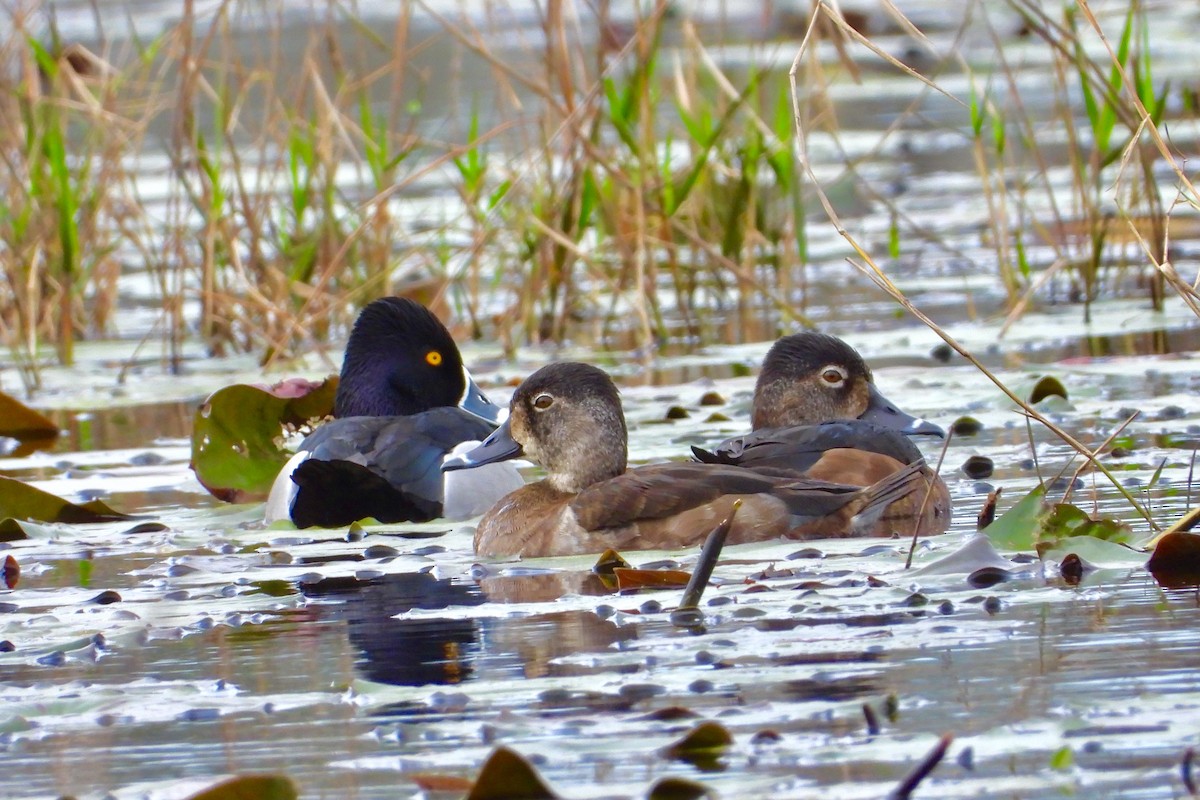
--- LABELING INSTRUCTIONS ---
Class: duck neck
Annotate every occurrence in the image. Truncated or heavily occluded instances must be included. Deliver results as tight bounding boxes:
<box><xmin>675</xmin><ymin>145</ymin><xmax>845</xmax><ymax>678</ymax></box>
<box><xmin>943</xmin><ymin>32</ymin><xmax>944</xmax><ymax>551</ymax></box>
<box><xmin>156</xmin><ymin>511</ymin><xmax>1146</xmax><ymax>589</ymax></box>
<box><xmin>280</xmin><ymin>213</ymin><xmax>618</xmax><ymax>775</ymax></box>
<box><xmin>541</xmin><ymin>408</ymin><xmax>627</xmax><ymax>493</ymax></box>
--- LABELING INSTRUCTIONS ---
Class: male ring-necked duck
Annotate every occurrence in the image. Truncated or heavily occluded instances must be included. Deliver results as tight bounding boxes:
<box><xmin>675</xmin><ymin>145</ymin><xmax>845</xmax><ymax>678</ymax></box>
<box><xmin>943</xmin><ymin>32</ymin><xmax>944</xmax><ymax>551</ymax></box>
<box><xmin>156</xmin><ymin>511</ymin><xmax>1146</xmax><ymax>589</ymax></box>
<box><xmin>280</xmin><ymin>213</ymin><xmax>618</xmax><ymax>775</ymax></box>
<box><xmin>264</xmin><ymin>297</ymin><xmax>523</xmax><ymax>528</ymax></box>
<box><xmin>691</xmin><ymin>331</ymin><xmax>951</xmax><ymax>535</ymax></box>
<box><xmin>444</xmin><ymin>362</ymin><xmax>927</xmax><ymax>558</ymax></box>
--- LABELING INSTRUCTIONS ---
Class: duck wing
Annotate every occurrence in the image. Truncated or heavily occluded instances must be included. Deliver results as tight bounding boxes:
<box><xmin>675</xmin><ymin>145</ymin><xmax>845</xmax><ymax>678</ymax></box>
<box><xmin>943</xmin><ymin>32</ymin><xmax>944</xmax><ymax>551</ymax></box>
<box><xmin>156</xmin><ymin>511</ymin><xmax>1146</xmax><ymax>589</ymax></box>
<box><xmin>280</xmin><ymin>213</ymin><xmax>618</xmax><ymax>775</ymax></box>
<box><xmin>571</xmin><ymin>462</ymin><xmax>862</xmax><ymax>532</ymax></box>
<box><xmin>692</xmin><ymin>420</ymin><xmax>925</xmax><ymax>473</ymax></box>
<box><xmin>286</xmin><ymin>408</ymin><xmax>497</xmax><ymax>527</ymax></box>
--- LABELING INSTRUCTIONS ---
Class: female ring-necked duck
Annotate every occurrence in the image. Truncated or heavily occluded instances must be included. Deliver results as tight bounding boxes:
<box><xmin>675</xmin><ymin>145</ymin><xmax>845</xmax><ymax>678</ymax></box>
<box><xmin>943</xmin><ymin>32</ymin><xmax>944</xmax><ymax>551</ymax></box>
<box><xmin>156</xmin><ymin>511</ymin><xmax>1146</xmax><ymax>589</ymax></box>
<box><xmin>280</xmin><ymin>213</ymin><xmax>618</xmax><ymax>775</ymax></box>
<box><xmin>691</xmin><ymin>332</ymin><xmax>951</xmax><ymax>535</ymax></box>
<box><xmin>444</xmin><ymin>362</ymin><xmax>927</xmax><ymax>558</ymax></box>
<box><xmin>264</xmin><ymin>297</ymin><xmax>523</xmax><ymax>528</ymax></box>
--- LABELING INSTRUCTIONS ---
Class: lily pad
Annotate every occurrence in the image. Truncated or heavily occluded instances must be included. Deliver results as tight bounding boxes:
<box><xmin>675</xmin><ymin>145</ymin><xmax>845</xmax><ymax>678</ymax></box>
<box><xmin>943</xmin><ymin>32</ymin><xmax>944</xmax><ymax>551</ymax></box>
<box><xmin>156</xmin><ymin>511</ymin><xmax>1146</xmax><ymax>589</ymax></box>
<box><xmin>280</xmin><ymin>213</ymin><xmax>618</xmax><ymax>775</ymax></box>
<box><xmin>190</xmin><ymin>377</ymin><xmax>338</xmax><ymax>503</ymax></box>
<box><xmin>1040</xmin><ymin>536</ymin><xmax>1148</xmax><ymax>570</ymax></box>
<box><xmin>0</xmin><ymin>475</ymin><xmax>133</xmax><ymax>524</ymax></box>
<box><xmin>184</xmin><ymin>775</ymin><xmax>298</xmax><ymax>800</ymax></box>
<box><xmin>1029</xmin><ymin>375</ymin><xmax>1069</xmax><ymax>404</ymax></box>
<box><xmin>0</xmin><ymin>390</ymin><xmax>58</xmax><ymax>456</ymax></box>
<box><xmin>981</xmin><ymin>485</ymin><xmax>1049</xmax><ymax>551</ymax></box>
<box><xmin>981</xmin><ymin>485</ymin><xmax>1130</xmax><ymax>552</ymax></box>
<box><xmin>467</xmin><ymin>746</ymin><xmax>560</xmax><ymax>800</ymax></box>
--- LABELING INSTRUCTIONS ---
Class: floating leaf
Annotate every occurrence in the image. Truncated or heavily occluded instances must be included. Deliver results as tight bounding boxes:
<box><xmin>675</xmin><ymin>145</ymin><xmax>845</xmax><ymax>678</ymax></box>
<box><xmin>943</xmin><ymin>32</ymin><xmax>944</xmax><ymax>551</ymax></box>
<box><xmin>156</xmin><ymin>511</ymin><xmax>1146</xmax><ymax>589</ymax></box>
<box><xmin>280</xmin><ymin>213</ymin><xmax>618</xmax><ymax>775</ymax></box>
<box><xmin>183</xmin><ymin>774</ymin><xmax>298</xmax><ymax>800</ymax></box>
<box><xmin>0</xmin><ymin>475</ymin><xmax>133</xmax><ymax>524</ymax></box>
<box><xmin>614</xmin><ymin>567</ymin><xmax>692</xmax><ymax>591</ymax></box>
<box><xmin>1049</xmin><ymin>745</ymin><xmax>1074</xmax><ymax>770</ymax></box>
<box><xmin>0</xmin><ymin>518</ymin><xmax>29</xmax><ymax>543</ymax></box>
<box><xmin>1040</xmin><ymin>537</ymin><xmax>1147</xmax><ymax>571</ymax></box>
<box><xmin>647</xmin><ymin>777</ymin><xmax>716</xmax><ymax>800</ymax></box>
<box><xmin>1036</xmin><ymin>504</ymin><xmax>1132</xmax><ymax>549</ymax></box>
<box><xmin>961</xmin><ymin>455</ymin><xmax>994</xmax><ymax>479</ymax></box>
<box><xmin>1147</xmin><ymin>531</ymin><xmax>1200</xmax><ymax>587</ymax></box>
<box><xmin>467</xmin><ymin>746</ymin><xmax>559</xmax><ymax>800</ymax></box>
<box><xmin>190</xmin><ymin>377</ymin><xmax>338</xmax><ymax>503</ymax></box>
<box><xmin>0</xmin><ymin>390</ymin><xmax>58</xmax><ymax>456</ymax></box>
<box><xmin>1029</xmin><ymin>375</ymin><xmax>1069</xmax><ymax>404</ymax></box>
<box><xmin>593</xmin><ymin>548</ymin><xmax>632</xmax><ymax>576</ymax></box>
<box><xmin>981</xmin><ymin>485</ymin><xmax>1049</xmax><ymax>551</ymax></box>
<box><xmin>981</xmin><ymin>485</ymin><xmax>1130</xmax><ymax>553</ymax></box>
<box><xmin>663</xmin><ymin>721</ymin><xmax>733</xmax><ymax>770</ymax></box>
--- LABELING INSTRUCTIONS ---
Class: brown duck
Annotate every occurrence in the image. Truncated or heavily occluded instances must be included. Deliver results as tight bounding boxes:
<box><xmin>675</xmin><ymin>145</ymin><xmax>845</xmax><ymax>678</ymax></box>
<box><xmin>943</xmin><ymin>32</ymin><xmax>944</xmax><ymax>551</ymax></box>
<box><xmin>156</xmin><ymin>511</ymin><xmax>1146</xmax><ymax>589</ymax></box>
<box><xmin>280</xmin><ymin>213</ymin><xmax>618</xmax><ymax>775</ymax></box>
<box><xmin>692</xmin><ymin>332</ymin><xmax>951</xmax><ymax>535</ymax></box>
<box><xmin>444</xmin><ymin>362</ymin><xmax>928</xmax><ymax>558</ymax></box>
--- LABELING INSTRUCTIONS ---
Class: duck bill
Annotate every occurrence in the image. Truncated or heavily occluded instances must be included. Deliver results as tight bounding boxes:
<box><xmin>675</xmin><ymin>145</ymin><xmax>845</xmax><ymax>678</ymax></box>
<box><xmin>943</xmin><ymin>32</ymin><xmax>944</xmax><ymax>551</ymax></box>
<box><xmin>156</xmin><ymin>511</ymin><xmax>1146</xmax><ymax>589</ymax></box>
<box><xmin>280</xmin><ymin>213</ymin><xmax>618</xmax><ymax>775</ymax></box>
<box><xmin>861</xmin><ymin>384</ymin><xmax>945</xmax><ymax>437</ymax></box>
<box><xmin>442</xmin><ymin>419</ymin><xmax>524</xmax><ymax>472</ymax></box>
<box><xmin>458</xmin><ymin>369</ymin><xmax>508</xmax><ymax>426</ymax></box>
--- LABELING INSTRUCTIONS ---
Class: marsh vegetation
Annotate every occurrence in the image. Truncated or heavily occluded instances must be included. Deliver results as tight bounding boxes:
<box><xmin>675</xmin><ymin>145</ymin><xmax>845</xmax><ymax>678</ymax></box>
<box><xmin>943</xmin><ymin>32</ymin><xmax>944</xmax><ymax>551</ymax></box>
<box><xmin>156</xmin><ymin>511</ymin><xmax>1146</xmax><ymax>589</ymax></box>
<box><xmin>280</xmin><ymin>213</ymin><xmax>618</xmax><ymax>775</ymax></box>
<box><xmin>3</xmin><ymin>1</ymin><xmax>1200</xmax><ymax>798</ymax></box>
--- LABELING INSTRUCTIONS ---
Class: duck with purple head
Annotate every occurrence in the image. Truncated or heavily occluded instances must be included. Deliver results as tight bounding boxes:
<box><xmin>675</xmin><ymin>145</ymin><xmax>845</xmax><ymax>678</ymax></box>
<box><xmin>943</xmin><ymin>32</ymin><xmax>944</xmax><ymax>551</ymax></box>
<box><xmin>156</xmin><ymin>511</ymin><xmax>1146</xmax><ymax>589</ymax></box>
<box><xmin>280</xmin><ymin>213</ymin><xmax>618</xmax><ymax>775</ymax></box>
<box><xmin>692</xmin><ymin>331</ymin><xmax>951</xmax><ymax>535</ymax></box>
<box><xmin>444</xmin><ymin>362</ymin><xmax>928</xmax><ymax>558</ymax></box>
<box><xmin>265</xmin><ymin>297</ymin><xmax>523</xmax><ymax>528</ymax></box>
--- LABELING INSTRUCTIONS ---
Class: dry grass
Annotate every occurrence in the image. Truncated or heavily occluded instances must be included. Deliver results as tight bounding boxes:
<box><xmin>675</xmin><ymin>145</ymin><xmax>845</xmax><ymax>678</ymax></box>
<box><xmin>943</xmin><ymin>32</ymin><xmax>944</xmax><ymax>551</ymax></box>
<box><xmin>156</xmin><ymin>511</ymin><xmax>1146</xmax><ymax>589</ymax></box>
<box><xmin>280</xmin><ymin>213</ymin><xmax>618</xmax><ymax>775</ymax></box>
<box><xmin>0</xmin><ymin>0</ymin><xmax>1195</xmax><ymax>391</ymax></box>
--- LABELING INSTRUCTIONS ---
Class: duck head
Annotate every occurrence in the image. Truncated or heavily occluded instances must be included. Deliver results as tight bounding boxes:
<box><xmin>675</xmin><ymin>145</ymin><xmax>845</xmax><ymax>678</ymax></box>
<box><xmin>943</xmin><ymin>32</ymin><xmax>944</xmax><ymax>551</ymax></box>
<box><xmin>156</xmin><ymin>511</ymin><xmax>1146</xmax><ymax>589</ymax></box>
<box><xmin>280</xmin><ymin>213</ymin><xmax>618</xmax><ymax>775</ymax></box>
<box><xmin>334</xmin><ymin>297</ymin><xmax>504</xmax><ymax>424</ymax></box>
<box><xmin>752</xmin><ymin>332</ymin><xmax>943</xmax><ymax>436</ymax></box>
<box><xmin>443</xmin><ymin>362</ymin><xmax>627</xmax><ymax>493</ymax></box>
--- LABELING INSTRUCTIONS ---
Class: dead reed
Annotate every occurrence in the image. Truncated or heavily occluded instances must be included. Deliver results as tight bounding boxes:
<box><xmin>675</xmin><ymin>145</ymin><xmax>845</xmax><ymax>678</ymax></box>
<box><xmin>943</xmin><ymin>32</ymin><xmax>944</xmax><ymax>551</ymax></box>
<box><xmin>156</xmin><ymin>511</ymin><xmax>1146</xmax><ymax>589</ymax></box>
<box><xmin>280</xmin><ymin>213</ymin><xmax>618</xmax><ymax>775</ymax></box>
<box><xmin>0</xmin><ymin>0</ymin><xmax>1195</xmax><ymax>392</ymax></box>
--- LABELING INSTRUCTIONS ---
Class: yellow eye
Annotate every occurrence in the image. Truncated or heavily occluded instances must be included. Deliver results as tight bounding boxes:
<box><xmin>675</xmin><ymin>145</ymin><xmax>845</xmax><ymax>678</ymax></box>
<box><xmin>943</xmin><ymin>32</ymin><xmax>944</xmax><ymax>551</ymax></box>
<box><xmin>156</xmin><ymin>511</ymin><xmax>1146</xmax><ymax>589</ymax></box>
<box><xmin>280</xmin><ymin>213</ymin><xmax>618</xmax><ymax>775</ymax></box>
<box><xmin>533</xmin><ymin>393</ymin><xmax>554</xmax><ymax>410</ymax></box>
<box><xmin>425</xmin><ymin>350</ymin><xmax>443</xmax><ymax>367</ymax></box>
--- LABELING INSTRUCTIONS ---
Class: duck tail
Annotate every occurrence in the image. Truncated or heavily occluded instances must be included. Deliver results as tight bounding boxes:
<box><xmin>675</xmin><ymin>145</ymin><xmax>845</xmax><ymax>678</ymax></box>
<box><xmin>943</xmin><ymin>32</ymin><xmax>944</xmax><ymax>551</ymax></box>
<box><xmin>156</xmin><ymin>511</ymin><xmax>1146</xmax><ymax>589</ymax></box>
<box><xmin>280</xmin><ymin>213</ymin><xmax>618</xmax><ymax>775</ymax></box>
<box><xmin>849</xmin><ymin>460</ymin><xmax>926</xmax><ymax>535</ymax></box>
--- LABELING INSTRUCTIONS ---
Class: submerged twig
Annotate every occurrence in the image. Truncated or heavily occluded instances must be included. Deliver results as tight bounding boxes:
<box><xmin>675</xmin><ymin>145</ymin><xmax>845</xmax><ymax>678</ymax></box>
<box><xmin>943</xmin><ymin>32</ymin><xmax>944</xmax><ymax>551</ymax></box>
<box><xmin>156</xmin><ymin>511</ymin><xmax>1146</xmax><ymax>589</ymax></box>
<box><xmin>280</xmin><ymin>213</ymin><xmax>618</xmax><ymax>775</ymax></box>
<box><xmin>905</xmin><ymin>431</ymin><xmax>952</xmax><ymax>569</ymax></box>
<box><xmin>888</xmin><ymin>733</ymin><xmax>954</xmax><ymax>800</ymax></box>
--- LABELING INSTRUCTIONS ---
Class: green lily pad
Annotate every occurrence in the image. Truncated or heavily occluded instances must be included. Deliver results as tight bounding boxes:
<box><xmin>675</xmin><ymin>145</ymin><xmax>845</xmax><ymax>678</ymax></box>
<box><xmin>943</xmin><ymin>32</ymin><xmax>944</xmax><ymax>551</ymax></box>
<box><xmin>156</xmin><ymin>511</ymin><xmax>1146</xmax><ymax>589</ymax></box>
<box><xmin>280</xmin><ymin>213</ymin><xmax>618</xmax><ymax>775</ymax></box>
<box><xmin>982</xmin><ymin>485</ymin><xmax>1131</xmax><ymax>553</ymax></box>
<box><xmin>467</xmin><ymin>746</ymin><xmax>560</xmax><ymax>800</ymax></box>
<box><xmin>190</xmin><ymin>377</ymin><xmax>338</xmax><ymax>503</ymax></box>
<box><xmin>0</xmin><ymin>475</ymin><xmax>133</xmax><ymax>524</ymax></box>
<box><xmin>1038</xmin><ymin>504</ymin><xmax>1132</xmax><ymax>548</ymax></box>
<box><xmin>0</xmin><ymin>390</ymin><xmax>59</xmax><ymax>456</ymax></box>
<box><xmin>1029</xmin><ymin>375</ymin><xmax>1069</xmax><ymax>404</ymax></box>
<box><xmin>981</xmin><ymin>485</ymin><xmax>1049</xmax><ymax>551</ymax></box>
<box><xmin>184</xmin><ymin>775</ymin><xmax>298</xmax><ymax>800</ymax></box>
<box><xmin>1040</xmin><ymin>536</ymin><xmax>1148</xmax><ymax>570</ymax></box>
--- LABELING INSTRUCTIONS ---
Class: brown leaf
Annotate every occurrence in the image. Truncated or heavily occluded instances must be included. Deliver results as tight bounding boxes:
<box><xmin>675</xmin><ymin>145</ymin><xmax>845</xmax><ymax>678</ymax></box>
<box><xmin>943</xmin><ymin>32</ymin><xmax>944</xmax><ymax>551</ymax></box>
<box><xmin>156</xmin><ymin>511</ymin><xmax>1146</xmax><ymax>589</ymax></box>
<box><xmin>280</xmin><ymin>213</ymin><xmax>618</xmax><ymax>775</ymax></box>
<box><xmin>0</xmin><ymin>391</ymin><xmax>59</xmax><ymax>456</ymax></box>
<box><xmin>0</xmin><ymin>475</ymin><xmax>133</xmax><ymax>524</ymax></box>
<box><xmin>646</xmin><ymin>777</ymin><xmax>716</xmax><ymax>800</ymax></box>
<box><xmin>183</xmin><ymin>774</ymin><xmax>297</xmax><ymax>800</ymax></box>
<box><xmin>467</xmin><ymin>746</ymin><xmax>559</xmax><ymax>800</ymax></box>
<box><xmin>614</xmin><ymin>567</ymin><xmax>692</xmax><ymax>591</ymax></box>
<box><xmin>1147</xmin><ymin>531</ymin><xmax>1200</xmax><ymax>588</ymax></box>
<box><xmin>663</xmin><ymin>721</ymin><xmax>733</xmax><ymax>770</ymax></box>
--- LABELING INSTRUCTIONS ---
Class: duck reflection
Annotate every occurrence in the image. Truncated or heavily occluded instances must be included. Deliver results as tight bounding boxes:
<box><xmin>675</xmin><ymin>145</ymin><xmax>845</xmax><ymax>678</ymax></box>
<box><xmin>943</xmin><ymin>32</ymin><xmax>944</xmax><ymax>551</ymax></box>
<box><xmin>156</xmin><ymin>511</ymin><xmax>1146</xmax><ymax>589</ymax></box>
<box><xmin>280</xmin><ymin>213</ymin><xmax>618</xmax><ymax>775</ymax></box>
<box><xmin>300</xmin><ymin>569</ymin><xmax>634</xmax><ymax>687</ymax></box>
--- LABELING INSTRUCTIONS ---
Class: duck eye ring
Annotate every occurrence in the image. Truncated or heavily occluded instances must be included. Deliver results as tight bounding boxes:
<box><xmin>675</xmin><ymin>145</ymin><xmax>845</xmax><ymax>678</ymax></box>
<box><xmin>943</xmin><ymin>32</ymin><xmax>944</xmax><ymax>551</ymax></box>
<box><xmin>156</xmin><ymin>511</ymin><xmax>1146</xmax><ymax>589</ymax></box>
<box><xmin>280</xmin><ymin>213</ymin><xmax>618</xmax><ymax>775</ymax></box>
<box><xmin>425</xmin><ymin>350</ymin><xmax>443</xmax><ymax>366</ymax></box>
<box><xmin>532</xmin><ymin>393</ymin><xmax>554</xmax><ymax>410</ymax></box>
<box><xmin>821</xmin><ymin>367</ymin><xmax>846</xmax><ymax>385</ymax></box>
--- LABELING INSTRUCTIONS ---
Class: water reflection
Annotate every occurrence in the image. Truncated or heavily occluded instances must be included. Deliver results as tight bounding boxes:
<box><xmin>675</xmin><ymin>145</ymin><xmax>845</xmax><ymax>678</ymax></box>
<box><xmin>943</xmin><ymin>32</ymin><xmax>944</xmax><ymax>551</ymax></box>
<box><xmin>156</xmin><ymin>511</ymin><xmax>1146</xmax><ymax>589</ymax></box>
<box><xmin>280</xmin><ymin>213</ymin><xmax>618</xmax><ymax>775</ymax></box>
<box><xmin>300</xmin><ymin>571</ymin><xmax>635</xmax><ymax>688</ymax></box>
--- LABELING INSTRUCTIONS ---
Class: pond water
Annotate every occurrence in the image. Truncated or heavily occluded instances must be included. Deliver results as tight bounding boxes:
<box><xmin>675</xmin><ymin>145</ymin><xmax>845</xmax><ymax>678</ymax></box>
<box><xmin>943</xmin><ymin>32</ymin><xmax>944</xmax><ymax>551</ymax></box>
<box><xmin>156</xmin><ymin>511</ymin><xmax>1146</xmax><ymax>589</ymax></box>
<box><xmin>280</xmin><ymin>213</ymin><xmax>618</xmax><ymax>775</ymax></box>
<box><xmin>5</xmin><ymin>309</ymin><xmax>1200</xmax><ymax>799</ymax></box>
<box><xmin>5</xmin><ymin>1</ymin><xmax>1200</xmax><ymax>799</ymax></box>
